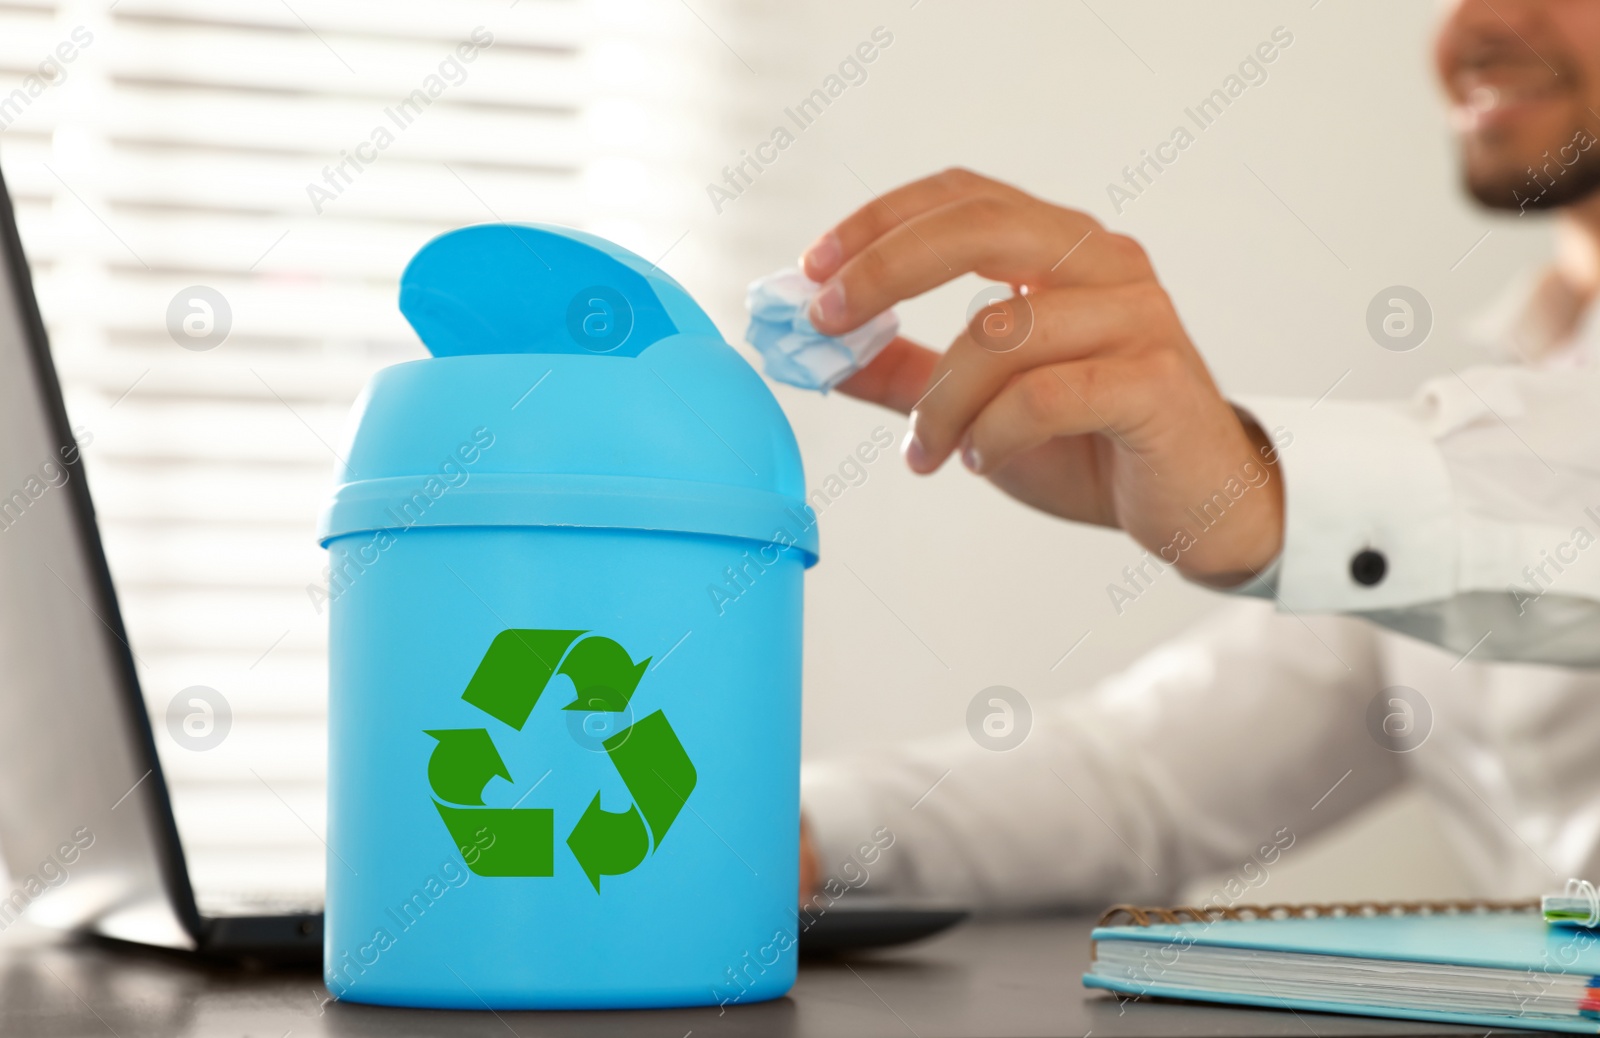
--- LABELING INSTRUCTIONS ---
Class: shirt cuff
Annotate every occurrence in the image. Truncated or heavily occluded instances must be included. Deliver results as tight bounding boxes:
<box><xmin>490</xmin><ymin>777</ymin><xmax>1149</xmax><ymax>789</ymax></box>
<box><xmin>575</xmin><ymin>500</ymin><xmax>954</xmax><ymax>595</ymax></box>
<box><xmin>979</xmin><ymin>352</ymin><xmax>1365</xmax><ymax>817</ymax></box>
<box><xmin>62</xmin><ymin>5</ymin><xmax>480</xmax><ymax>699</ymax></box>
<box><xmin>1233</xmin><ymin>396</ymin><xmax>1457</xmax><ymax>612</ymax></box>
<box><xmin>800</xmin><ymin>761</ymin><xmax>906</xmax><ymax>894</ymax></box>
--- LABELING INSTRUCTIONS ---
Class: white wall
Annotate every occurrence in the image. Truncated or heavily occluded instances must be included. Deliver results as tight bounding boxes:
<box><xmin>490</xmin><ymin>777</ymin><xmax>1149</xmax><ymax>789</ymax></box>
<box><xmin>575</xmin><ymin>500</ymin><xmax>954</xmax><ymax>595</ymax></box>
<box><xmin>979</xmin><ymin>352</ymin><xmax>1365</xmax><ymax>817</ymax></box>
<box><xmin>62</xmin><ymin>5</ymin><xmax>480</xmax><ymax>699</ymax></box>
<box><xmin>635</xmin><ymin>0</ymin><xmax>1557</xmax><ymax>902</ymax></box>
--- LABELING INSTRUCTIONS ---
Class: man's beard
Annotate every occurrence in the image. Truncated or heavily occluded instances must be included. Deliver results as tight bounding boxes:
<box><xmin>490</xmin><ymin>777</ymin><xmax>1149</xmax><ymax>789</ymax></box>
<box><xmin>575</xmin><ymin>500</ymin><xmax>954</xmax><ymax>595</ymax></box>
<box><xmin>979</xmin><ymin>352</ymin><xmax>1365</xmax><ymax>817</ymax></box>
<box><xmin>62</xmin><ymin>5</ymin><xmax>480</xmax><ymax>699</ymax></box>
<box><xmin>1465</xmin><ymin>143</ymin><xmax>1600</xmax><ymax>212</ymax></box>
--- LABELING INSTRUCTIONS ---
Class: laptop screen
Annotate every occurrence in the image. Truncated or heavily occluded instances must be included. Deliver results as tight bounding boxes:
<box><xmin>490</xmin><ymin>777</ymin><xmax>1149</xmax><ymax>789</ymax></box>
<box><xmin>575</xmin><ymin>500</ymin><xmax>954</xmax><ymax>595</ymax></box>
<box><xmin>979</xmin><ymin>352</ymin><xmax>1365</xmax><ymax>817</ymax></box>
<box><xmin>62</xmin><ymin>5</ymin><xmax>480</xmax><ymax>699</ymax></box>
<box><xmin>0</xmin><ymin>173</ymin><xmax>196</xmax><ymax>947</ymax></box>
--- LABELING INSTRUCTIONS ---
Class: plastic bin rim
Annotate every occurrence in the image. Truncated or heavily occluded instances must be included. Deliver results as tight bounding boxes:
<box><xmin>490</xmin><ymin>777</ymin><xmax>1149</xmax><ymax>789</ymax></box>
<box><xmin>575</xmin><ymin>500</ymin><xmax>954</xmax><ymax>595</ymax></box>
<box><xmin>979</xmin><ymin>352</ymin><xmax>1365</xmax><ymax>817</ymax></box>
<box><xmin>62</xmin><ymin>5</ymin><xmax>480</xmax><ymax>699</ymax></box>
<box><xmin>317</xmin><ymin>471</ymin><xmax>820</xmax><ymax>566</ymax></box>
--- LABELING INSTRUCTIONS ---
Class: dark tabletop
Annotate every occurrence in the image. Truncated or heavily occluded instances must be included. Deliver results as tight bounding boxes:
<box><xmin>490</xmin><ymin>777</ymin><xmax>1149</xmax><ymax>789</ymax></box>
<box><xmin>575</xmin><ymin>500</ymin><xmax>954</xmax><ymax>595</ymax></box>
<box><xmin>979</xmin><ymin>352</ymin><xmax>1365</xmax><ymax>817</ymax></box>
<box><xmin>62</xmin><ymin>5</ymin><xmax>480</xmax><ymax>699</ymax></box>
<box><xmin>0</xmin><ymin>914</ymin><xmax>1508</xmax><ymax>1038</ymax></box>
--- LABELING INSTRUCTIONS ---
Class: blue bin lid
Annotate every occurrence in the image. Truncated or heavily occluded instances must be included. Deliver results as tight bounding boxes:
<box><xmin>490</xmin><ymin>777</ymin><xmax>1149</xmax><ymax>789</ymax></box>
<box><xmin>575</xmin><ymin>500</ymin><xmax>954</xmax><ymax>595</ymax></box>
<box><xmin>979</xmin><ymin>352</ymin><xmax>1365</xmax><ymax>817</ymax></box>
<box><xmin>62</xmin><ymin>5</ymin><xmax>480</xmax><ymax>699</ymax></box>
<box><xmin>316</xmin><ymin>224</ymin><xmax>818</xmax><ymax>566</ymax></box>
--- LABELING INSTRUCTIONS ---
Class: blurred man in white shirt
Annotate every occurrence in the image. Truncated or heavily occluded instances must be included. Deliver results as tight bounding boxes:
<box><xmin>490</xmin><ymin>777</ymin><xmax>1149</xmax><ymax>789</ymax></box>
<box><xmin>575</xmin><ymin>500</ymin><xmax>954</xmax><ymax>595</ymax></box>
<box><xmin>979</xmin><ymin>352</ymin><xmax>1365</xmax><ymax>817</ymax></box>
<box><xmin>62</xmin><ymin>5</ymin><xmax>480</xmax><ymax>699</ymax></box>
<box><xmin>797</xmin><ymin>0</ymin><xmax>1600</xmax><ymax>907</ymax></box>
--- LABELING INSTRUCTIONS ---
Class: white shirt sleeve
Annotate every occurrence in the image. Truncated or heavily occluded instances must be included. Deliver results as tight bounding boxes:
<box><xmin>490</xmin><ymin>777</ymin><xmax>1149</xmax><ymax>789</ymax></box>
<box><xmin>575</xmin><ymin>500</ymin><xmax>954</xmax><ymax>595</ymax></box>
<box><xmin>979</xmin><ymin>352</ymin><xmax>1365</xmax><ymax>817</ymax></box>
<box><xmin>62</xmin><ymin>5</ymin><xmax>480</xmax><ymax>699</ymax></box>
<box><xmin>800</xmin><ymin>602</ymin><xmax>1403</xmax><ymax>912</ymax></box>
<box><xmin>1236</xmin><ymin>365</ymin><xmax>1600</xmax><ymax>666</ymax></box>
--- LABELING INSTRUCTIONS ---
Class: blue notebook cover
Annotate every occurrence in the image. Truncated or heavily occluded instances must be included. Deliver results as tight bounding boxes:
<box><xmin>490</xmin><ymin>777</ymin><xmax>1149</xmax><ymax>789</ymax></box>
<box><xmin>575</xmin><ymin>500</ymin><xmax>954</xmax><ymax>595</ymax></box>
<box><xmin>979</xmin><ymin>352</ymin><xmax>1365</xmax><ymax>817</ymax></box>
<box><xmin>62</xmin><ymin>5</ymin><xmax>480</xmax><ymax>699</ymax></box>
<box><xmin>1085</xmin><ymin>911</ymin><xmax>1600</xmax><ymax>1033</ymax></box>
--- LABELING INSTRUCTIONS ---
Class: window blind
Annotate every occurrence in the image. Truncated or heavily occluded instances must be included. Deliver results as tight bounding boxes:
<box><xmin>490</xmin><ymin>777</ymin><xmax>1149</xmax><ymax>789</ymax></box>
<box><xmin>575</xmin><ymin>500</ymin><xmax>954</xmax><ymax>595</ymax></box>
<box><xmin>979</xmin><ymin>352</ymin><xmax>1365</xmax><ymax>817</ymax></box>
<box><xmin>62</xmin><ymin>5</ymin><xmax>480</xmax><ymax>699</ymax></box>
<box><xmin>0</xmin><ymin>0</ymin><xmax>711</xmax><ymax>898</ymax></box>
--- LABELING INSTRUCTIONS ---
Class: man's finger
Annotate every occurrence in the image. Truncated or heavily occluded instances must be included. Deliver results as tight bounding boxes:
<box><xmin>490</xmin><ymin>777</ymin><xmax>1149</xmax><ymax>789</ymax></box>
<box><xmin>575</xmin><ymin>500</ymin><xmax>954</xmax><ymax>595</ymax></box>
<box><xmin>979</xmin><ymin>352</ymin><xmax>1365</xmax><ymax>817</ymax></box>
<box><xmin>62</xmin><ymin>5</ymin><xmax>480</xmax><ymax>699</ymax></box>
<box><xmin>834</xmin><ymin>336</ymin><xmax>940</xmax><ymax>415</ymax></box>
<box><xmin>904</xmin><ymin>284</ymin><xmax>1156</xmax><ymax>473</ymax></box>
<box><xmin>961</xmin><ymin>358</ymin><xmax>1138</xmax><ymax>476</ymax></box>
<box><xmin>801</xmin><ymin>167</ymin><xmax>1016</xmax><ymax>281</ymax></box>
<box><xmin>810</xmin><ymin>199</ymin><xmax>1154</xmax><ymax>338</ymax></box>
<box><xmin>981</xmin><ymin>436</ymin><xmax>1119</xmax><ymax>527</ymax></box>
<box><xmin>809</xmin><ymin>196</ymin><xmax>1101</xmax><ymax>336</ymax></box>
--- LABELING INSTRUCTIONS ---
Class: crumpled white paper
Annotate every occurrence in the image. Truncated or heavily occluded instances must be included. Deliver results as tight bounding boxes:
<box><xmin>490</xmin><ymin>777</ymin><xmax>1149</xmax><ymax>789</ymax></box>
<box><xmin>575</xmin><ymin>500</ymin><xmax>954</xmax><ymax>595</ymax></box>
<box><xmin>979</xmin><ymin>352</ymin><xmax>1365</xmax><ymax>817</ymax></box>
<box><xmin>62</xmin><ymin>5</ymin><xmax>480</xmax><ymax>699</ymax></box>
<box><xmin>743</xmin><ymin>268</ymin><xmax>899</xmax><ymax>392</ymax></box>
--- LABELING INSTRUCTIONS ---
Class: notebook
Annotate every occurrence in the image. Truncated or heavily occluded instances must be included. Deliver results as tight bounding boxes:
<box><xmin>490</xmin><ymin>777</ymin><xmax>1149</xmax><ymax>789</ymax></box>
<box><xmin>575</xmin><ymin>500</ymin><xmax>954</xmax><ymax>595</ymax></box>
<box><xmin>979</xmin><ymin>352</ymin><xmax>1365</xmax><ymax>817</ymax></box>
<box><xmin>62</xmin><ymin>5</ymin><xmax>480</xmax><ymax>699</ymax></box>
<box><xmin>1083</xmin><ymin>899</ymin><xmax>1600</xmax><ymax>1033</ymax></box>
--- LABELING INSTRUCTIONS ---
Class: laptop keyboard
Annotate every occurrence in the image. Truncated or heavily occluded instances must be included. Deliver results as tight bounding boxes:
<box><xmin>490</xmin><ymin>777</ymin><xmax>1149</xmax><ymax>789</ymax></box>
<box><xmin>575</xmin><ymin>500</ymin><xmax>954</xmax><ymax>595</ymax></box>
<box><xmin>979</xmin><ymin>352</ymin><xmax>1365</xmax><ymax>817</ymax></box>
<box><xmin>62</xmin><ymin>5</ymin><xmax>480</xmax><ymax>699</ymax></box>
<box><xmin>194</xmin><ymin>888</ymin><xmax>323</xmax><ymax>919</ymax></box>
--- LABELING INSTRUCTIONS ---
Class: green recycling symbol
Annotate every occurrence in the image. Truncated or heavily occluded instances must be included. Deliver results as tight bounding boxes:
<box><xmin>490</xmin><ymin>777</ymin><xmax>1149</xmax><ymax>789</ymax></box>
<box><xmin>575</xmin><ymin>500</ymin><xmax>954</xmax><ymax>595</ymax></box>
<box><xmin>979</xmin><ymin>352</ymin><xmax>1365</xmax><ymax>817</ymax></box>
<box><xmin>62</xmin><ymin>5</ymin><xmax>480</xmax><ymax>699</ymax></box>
<box><xmin>424</xmin><ymin>629</ymin><xmax>697</xmax><ymax>892</ymax></box>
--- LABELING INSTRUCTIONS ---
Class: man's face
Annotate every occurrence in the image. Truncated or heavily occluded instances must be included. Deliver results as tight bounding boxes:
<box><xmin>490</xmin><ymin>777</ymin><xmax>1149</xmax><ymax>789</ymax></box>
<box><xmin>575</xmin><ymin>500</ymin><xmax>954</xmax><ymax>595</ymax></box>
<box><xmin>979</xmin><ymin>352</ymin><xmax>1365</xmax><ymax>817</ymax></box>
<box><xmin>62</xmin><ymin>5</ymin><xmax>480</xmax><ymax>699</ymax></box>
<box><xmin>1436</xmin><ymin>0</ymin><xmax>1600</xmax><ymax>210</ymax></box>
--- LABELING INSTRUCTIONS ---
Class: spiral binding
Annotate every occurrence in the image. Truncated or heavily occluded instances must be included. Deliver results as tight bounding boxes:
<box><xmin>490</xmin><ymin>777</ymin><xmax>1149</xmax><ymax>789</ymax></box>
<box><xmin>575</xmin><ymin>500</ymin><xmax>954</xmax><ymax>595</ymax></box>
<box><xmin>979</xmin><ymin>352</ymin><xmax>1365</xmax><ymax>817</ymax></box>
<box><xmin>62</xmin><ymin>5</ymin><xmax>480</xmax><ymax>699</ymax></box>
<box><xmin>1096</xmin><ymin>897</ymin><xmax>1541</xmax><ymax>930</ymax></box>
<box><xmin>1562</xmin><ymin>878</ymin><xmax>1600</xmax><ymax>927</ymax></box>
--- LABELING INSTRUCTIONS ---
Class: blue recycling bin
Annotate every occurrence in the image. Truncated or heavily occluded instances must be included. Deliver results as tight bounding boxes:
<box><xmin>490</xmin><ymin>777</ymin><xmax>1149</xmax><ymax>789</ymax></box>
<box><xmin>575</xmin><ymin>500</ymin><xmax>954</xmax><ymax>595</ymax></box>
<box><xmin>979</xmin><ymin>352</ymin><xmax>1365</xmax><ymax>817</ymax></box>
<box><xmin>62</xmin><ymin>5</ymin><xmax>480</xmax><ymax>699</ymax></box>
<box><xmin>317</xmin><ymin>225</ymin><xmax>818</xmax><ymax>1009</ymax></box>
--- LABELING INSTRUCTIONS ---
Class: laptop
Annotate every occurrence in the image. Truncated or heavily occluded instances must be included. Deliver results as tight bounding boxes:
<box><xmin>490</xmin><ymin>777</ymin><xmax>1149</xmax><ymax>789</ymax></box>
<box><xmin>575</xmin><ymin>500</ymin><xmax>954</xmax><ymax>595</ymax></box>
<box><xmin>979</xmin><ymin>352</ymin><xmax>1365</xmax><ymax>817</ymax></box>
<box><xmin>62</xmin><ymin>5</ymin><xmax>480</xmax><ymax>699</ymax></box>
<box><xmin>0</xmin><ymin>167</ymin><xmax>324</xmax><ymax>965</ymax></box>
<box><xmin>0</xmin><ymin>164</ymin><xmax>964</xmax><ymax>970</ymax></box>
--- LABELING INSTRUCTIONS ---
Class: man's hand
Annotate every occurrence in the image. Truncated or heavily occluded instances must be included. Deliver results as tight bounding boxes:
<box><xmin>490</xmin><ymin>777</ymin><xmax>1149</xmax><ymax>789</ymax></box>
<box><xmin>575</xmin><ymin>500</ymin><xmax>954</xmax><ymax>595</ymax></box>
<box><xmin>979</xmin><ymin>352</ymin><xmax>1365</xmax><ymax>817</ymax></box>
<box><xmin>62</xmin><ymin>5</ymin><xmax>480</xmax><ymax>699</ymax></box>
<box><xmin>799</xmin><ymin>815</ymin><xmax>818</xmax><ymax>904</ymax></box>
<box><xmin>804</xmin><ymin>168</ymin><xmax>1284</xmax><ymax>586</ymax></box>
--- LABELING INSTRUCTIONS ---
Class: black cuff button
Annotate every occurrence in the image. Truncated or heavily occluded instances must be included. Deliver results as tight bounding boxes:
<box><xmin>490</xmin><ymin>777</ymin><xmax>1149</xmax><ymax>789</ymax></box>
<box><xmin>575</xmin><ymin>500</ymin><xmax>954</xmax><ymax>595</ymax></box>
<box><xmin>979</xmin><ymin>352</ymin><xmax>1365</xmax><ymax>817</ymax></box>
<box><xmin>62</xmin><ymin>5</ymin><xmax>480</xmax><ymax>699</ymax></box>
<box><xmin>1351</xmin><ymin>549</ymin><xmax>1387</xmax><ymax>587</ymax></box>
